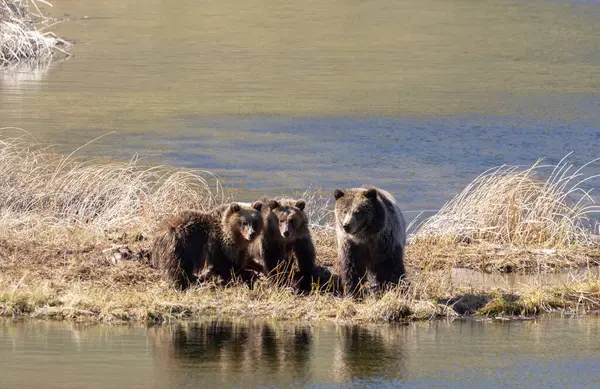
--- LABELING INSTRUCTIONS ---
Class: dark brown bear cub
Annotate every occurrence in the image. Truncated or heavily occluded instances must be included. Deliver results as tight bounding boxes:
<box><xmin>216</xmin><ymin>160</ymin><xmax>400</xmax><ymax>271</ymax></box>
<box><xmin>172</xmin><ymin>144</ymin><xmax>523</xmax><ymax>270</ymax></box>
<box><xmin>151</xmin><ymin>201</ymin><xmax>264</xmax><ymax>290</ymax></box>
<box><xmin>249</xmin><ymin>198</ymin><xmax>316</xmax><ymax>291</ymax></box>
<box><xmin>333</xmin><ymin>187</ymin><xmax>407</xmax><ymax>296</ymax></box>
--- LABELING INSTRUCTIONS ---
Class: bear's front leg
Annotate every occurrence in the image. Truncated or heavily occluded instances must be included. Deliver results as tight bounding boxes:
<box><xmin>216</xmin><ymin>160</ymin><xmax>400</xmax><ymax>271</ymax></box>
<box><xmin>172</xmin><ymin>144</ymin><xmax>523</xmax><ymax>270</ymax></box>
<box><xmin>293</xmin><ymin>236</ymin><xmax>316</xmax><ymax>292</ymax></box>
<box><xmin>374</xmin><ymin>244</ymin><xmax>406</xmax><ymax>287</ymax></box>
<box><xmin>339</xmin><ymin>240</ymin><xmax>368</xmax><ymax>297</ymax></box>
<box><xmin>262</xmin><ymin>243</ymin><xmax>285</xmax><ymax>275</ymax></box>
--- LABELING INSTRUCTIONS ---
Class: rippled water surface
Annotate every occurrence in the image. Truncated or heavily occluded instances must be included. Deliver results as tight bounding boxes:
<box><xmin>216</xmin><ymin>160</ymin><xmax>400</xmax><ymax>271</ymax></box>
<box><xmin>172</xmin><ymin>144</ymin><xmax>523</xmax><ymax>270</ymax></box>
<box><xmin>1</xmin><ymin>0</ymin><xmax>598</xmax><ymax>214</ymax></box>
<box><xmin>2</xmin><ymin>318</ymin><xmax>600</xmax><ymax>388</ymax></box>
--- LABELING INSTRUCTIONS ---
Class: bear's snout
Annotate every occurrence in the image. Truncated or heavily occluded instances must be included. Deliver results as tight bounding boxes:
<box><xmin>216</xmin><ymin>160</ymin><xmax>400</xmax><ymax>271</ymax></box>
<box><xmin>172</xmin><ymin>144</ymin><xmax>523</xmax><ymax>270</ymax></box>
<box><xmin>244</xmin><ymin>223</ymin><xmax>258</xmax><ymax>240</ymax></box>
<box><xmin>280</xmin><ymin>220</ymin><xmax>294</xmax><ymax>238</ymax></box>
<box><xmin>342</xmin><ymin>214</ymin><xmax>355</xmax><ymax>233</ymax></box>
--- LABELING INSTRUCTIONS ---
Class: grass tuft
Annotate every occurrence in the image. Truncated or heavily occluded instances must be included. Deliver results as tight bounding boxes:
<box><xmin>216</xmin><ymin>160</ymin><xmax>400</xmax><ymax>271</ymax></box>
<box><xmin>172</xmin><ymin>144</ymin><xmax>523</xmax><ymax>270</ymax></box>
<box><xmin>0</xmin><ymin>131</ymin><xmax>227</xmax><ymax>248</ymax></box>
<box><xmin>413</xmin><ymin>155</ymin><xmax>600</xmax><ymax>247</ymax></box>
<box><xmin>1</xmin><ymin>0</ymin><xmax>71</xmax><ymax>65</ymax></box>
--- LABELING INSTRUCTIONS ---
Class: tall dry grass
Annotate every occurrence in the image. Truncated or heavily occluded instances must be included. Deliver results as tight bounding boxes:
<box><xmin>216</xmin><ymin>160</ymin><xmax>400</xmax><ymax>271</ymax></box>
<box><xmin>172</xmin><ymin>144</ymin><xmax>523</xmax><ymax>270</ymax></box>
<box><xmin>0</xmin><ymin>131</ymin><xmax>227</xmax><ymax>247</ymax></box>
<box><xmin>297</xmin><ymin>185</ymin><xmax>335</xmax><ymax>229</ymax></box>
<box><xmin>413</xmin><ymin>155</ymin><xmax>600</xmax><ymax>247</ymax></box>
<box><xmin>0</xmin><ymin>0</ymin><xmax>70</xmax><ymax>65</ymax></box>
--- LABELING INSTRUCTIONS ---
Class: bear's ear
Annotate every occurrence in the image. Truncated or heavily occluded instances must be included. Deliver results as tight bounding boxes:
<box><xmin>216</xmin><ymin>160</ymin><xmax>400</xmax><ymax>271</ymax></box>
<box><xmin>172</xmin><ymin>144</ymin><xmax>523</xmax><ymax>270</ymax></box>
<box><xmin>267</xmin><ymin>200</ymin><xmax>280</xmax><ymax>210</ymax></box>
<box><xmin>333</xmin><ymin>188</ymin><xmax>344</xmax><ymax>200</ymax></box>
<box><xmin>295</xmin><ymin>199</ymin><xmax>306</xmax><ymax>211</ymax></box>
<box><xmin>229</xmin><ymin>203</ymin><xmax>241</xmax><ymax>213</ymax></box>
<box><xmin>365</xmin><ymin>188</ymin><xmax>377</xmax><ymax>200</ymax></box>
<box><xmin>251</xmin><ymin>201</ymin><xmax>263</xmax><ymax>211</ymax></box>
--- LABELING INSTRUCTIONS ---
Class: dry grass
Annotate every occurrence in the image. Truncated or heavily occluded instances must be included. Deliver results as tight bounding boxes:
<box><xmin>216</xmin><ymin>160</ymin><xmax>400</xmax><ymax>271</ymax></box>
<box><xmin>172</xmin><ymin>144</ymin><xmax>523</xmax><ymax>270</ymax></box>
<box><xmin>407</xmin><ymin>239</ymin><xmax>600</xmax><ymax>273</ymax></box>
<box><xmin>0</xmin><ymin>0</ymin><xmax>71</xmax><ymax>66</ymax></box>
<box><xmin>296</xmin><ymin>184</ymin><xmax>335</xmax><ymax>230</ymax></box>
<box><xmin>475</xmin><ymin>274</ymin><xmax>600</xmax><ymax>317</ymax></box>
<box><xmin>0</xmin><ymin>130</ymin><xmax>228</xmax><ymax>249</ymax></box>
<box><xmin>413</xmin><ymin>155</ymin><xmax>600</xmax><ymax>247</ymax></box>
<box><xmin>1</xmin><ymin>134</ymin><xmax>600</xmax><ymax>324</ymax></box>
<box><xmin>1</xmin><ymin>247</ymin><xmax>599</xmax><ymax>324</ymax></box>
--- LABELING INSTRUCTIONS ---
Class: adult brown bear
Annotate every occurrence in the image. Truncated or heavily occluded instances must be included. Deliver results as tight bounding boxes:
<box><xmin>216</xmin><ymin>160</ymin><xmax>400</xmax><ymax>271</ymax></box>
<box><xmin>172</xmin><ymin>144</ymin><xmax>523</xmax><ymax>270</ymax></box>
<box><xmin>333</xmin><ymin>187</ymin><xmax>407</xmax><ymax>295</ymax></box>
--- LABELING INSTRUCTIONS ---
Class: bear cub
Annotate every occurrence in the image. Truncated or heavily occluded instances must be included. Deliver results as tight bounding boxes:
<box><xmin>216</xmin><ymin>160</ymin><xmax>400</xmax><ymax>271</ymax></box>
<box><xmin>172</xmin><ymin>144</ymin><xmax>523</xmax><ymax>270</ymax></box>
<box><xmin>249</xmin><ymin>198</ymin><xmax>317</xmax><ymax>291</ymax></box>
<box><xmin>151</xmin><ymin>201</ymin><xmax>264</xmax><ymax>290</ymax></box>
<box><xmin>333</xmin><ymin>186</ymin><xmax>407</xmax><ymax>296</ymax></box>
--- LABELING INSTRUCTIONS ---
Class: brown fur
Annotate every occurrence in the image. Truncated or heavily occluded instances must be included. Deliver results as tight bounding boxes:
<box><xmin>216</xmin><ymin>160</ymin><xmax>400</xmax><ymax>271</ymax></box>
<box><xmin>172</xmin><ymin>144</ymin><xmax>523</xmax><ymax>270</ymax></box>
<box><xmin>334</xmin><ymin>187</ymin><xmax>407</xmax><ymax>296</ymax></box>
<box><xmin>249</xmin><ymin>198</ymin><xmax>317</xmax><ymax>291</ymax></box>
<box><xmin>151</xmin><ymin>201</ymin><xmax>264</xmax><ymax>290</ymax></box>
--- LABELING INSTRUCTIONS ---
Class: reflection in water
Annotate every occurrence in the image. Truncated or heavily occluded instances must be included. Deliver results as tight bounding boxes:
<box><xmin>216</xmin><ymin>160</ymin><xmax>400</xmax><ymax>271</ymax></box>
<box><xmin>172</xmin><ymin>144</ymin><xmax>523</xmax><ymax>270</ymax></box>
<box><xmin>0</xmin><ymin>60</ymin><xmax>65</xmax><ymax>130</ymax></box>
<box><xmin>332</xmin><ymin>325</ymin><xmax>406</xmax><ymax>382</ymax></box>
<box><xmin>149</xmin><ymin>321</ymin><xmax>315</xmax><ymax>387</ymax></box>
<box><xmin>0</xmin><ymin>61</ymin><xmax>54</xmax><ymax>119</ymax></box>
<box><xmin>0</xmin><ymin>61</ymin><xmax>52</xmax><ymax>92</ymax></box>
<box><xmin>149</xmin><ymin>321</ymin><xmax>407</xmax><ymax>387</ymax></box>
<box><xmin>2</xmin><ymin>318</ymin><xmax>600</xmax><ymax>388</ymax></box>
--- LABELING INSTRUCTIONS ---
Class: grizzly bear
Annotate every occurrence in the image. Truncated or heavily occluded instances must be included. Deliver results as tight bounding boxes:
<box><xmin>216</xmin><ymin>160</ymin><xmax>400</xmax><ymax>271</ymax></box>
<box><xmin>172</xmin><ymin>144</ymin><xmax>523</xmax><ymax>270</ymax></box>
<box><xmin>248</xmin><ymin>198</ymin><xmax>317</xmax><ymax>291</ymax></box>
<box><xmin>333</xmin><ymin>187</ymin><xmax>407</xmax><ymax>295</ymax></box>
<box><xmin>151</xmin><ymin>201</ymin><xmax>264</xmax><ymax>290</ymax></box>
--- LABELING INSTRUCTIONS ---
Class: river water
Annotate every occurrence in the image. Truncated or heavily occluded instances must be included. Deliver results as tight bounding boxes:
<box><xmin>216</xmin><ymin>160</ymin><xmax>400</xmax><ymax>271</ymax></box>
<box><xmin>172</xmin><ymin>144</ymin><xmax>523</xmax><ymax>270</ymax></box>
<box><xmin>1</xmin><ymin>0</ymin><xmax>598</xmax><ymax>213</ymax></box>
<box><xmin>1</xmin><ymin>318</ymin><xmax>600</xmax><ymax>388</ymax></box>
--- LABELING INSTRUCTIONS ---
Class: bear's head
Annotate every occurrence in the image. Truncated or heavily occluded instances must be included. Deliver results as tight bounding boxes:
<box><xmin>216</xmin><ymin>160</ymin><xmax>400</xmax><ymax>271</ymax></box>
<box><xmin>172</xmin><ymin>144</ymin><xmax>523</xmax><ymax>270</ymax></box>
<box><xmin>267</xmin><ymin>199</ymin><xmax>308</xmax><ymax>240</ymax></box>
<box><xmin>333</xmin><ymin>187</ymin><xmax>379</xmax><ymax>235</ymax></box>
<box><xmin>225</xmin><ymin>201</ymin><xmax>264</xmax><ymax>241</ymax></box>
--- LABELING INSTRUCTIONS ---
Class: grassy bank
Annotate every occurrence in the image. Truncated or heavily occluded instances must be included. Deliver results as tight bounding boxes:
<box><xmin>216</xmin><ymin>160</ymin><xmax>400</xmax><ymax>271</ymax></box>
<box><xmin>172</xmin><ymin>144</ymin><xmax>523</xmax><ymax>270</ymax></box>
<box><xmin>0</xmin><ymin>133</ymin><xmax>599</xmax><ymax>324</ymax></box>
<box><xmin>2</xmin><ymin>245</ymin><xmax>600</xmax><ymax>323</ymax></box>
<box><xmin>1</xmin><ymin>0</ymin><xmax>71</xmax><ymax>66</ymax></box>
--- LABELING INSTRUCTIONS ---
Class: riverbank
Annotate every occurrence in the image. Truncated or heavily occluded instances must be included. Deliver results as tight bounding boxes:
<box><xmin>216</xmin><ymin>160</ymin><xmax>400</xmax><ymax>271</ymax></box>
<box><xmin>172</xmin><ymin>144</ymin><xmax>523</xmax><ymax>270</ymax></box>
<box><xmin>0</xmin><ymin>134</ymin><xmax>599</xmax><ymax>324</ymax></box>
<box><xmin>1</xmin><ymin>228</ymin><xmax>600</xmax><ymax>324</ymax></box>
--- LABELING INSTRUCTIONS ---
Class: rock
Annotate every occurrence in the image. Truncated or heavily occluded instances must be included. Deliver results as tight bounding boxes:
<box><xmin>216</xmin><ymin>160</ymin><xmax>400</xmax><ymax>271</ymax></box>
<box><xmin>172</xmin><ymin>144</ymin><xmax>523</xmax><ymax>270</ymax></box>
<box><xmin>530</xmin><ymin>248</ymin><xmax>557</xmax><ymax>255</ymax></box>
<box><xmin>133</xmin><ymin>248</ymin><xmax>152</xmax><ymax>263</ymax></box>
<box><xmin>102</xmin><ymin>245</ymin><xmax>133</xmax><ymax>265</ymax></box>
